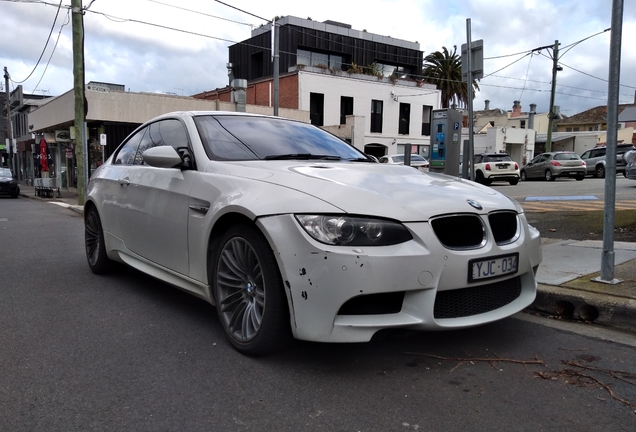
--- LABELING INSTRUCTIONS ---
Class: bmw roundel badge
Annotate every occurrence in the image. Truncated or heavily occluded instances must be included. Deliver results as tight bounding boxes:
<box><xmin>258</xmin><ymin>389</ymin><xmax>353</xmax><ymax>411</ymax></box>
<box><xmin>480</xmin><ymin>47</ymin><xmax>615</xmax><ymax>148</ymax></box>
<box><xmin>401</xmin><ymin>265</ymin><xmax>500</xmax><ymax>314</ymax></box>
<box><xmin>467</xmin><ymin>199</ymin><xmax>483</xmax><ymax>210</ymax></box>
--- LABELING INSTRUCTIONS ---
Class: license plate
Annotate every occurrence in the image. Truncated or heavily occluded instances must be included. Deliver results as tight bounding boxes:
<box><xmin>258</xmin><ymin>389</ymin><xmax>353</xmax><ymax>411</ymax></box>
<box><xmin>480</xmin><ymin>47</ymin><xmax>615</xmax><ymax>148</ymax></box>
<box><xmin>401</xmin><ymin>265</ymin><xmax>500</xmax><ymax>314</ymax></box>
<box><xmin>570</xmin><ymin>171</ymin><xmax>578</xmax><ymax>175</ymax></box>
<box><xmin>469</xmin><ymin>253</ymin><xmax>519</xmax><ymax>282</ymax></box>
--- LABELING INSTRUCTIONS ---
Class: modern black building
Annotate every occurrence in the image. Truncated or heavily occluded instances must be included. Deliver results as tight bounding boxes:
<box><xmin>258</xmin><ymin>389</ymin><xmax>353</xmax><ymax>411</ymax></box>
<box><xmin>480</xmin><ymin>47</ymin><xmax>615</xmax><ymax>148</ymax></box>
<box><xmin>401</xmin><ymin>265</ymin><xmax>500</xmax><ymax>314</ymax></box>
<box><xmin>228</xmin><ymin>16</ymin><xmax>423</xmax><ymax>82</ymax></box>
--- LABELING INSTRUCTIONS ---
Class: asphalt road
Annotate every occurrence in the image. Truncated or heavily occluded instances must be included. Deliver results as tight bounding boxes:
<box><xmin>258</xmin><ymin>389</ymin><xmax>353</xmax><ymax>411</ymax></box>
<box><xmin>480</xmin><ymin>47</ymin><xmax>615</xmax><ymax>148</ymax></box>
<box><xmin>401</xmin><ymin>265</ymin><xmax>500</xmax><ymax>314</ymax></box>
<box><xmin>491</xmin><ymin>174</ymin><xmax>636</xmax><ymax>202</ymax></box>
<box><xmin>1</xmin><ymin>197</ymin><xmax>636</xmax><ymax>431</ymax></box>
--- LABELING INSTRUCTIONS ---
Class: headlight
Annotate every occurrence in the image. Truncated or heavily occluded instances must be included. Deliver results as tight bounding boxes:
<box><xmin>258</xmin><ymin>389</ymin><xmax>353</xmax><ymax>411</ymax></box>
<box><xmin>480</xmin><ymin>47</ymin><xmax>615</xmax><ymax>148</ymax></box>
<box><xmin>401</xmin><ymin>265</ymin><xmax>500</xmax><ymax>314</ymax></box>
<box><xmin>295</xmin><ymin>215</ymin><xmax>412</xmax><ymax>246</ymax></box>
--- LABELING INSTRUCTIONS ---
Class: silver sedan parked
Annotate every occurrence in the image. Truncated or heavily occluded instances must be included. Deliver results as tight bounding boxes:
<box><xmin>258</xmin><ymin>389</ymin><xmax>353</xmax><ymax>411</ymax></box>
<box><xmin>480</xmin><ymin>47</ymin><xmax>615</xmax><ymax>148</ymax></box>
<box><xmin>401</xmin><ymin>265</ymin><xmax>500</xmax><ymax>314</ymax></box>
<box><xmin>520</xmin><ymin>151</ymin><xmax>586</xmax><ymax>181</ymax></box>
<box><xmin>84</xmin><ymin>111</ymin><xmax>542</xmax><ymax>355</ymax></box>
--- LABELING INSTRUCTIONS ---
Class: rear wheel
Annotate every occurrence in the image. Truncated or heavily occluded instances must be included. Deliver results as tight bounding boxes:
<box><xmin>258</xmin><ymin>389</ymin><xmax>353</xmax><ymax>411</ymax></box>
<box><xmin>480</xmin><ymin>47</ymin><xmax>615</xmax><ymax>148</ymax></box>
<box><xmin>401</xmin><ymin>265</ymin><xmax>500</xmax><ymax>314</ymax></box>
<box><xmin>545</xmin><ymin>170</ymin><xmax>555</xmax><ymax>181</ymax></box>
<box><xmin>595</xmin><ymin>165</ymin><xmax>605</xmax><ymax>179</ymax></box>
<box><xmin>575</xmin><ymin>175</ymin><xmax>585</xmax><ymax>181</ymax></box>
<box><xmin>85</xmin><ymin>206</ymin><xmax>112</xmax><ymax>274</ymax></box>
<box><xmin>475</xmin><ymin>171</ymin><xmax>485</xmax><ymax>184</ymax></box>
<box><xmin>211</xmin><ymin>224</ymin><xmax>290</xmax><ymax>356</ymax></box>
<box><xmin>509</xmin><ymin>179</ymin><xmax>519</xmax><ymax>185</ymax></box>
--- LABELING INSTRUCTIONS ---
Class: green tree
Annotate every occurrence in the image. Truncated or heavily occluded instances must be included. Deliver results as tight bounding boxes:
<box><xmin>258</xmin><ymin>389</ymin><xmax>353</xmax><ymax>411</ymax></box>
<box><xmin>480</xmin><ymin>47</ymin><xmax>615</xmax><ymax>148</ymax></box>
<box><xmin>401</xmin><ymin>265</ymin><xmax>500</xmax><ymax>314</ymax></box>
<box><xmin>421</xmin><ymin>46</ymin><xmax>479</xmax><ymax>108</ymax></box>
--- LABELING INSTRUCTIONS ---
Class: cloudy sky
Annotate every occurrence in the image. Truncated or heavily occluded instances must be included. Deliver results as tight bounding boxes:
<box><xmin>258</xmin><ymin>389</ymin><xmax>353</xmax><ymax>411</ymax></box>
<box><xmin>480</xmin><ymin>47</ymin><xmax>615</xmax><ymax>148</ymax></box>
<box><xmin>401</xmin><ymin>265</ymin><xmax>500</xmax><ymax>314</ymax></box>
<box><xmin>1</xmin><ymin>0</ymin><xmax>635</xmax><ymax>117</ymax></box>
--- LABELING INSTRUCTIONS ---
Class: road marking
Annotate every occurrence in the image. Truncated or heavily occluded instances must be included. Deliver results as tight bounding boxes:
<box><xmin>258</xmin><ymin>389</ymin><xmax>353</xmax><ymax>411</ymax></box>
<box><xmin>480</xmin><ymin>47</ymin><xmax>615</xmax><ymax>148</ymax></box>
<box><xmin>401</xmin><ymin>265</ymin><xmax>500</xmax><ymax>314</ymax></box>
<box><xmin>521</xmin><ymin>200</ymin><xmax>636</xmax><ymax>212</ymax></box>
<box><xmin>525</xmin><ymin>196</ymin><xmax>598</xmax><ymax>201</ymax></box>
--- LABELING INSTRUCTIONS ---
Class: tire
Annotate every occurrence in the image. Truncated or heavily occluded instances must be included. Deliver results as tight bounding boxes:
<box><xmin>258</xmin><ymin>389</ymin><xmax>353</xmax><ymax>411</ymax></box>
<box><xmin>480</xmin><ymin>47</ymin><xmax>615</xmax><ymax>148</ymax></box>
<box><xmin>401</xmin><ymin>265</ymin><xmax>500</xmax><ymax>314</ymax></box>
<box><xmin>211</xmin><ymin>224</ymin><xmax>290</xmax><ymax>356</ymax></box>
<box><xmin>545</xmin><ymin>170</ymin><xmax>555</xmax><ymax>181</ymax></box>
<box><xmin>85</xmin><ymin>206</ymin><xmax>112</xmax><ymax>274</ymax></box>
<box><xmin>483</xmin><ymin>178</ymin><xmax>493</xmax><ymax>186</ymax></box>
<box><xmin>509</xmin><ymin>179</ymin><xmax>519</xmax><ymax>185</ymax></box>
<box><xmin>575</xmin><ymin>175</ymin><xmax>585</xmax><ymax>181</ymax></box>
<box><xmin>475</xmin><ymin>171</ymin><xmax>485</xmax><ymax>184</ymax></box>
<box><xmin>520</xmin><ymin>171</ymin><xmax>527</xmax><ymax>181</ymax></box>
<box><xmin>595</xmin><ymin>165</ymin><xmax>605</xmax><ymax>179</ymax></box>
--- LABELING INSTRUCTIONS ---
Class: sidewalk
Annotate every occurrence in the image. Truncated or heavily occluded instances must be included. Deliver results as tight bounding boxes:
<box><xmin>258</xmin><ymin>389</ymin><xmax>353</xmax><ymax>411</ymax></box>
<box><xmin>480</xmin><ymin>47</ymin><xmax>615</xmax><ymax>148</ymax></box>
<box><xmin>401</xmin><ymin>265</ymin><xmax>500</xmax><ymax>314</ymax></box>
<box><xmin>18</xmin><ymin>184</ymin><xmax>636</xmax><ymax>333</ymax></box>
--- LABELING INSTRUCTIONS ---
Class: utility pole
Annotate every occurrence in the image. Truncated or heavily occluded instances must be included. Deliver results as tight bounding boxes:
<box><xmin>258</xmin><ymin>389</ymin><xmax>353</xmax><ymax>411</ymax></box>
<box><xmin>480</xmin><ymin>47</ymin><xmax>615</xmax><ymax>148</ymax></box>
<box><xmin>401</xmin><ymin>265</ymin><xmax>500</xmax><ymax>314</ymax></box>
<box><xmin>71</xmin><ymin>0</ymin><xmax>86</xmax><ymax>205</ymax></box>
<box><xmin>3</xmin><ymin>67</ymin><xmax>14</xmax><ymax>174</ymax></box>
<box><xmin>545</xmin><ymin>40</ymin><xmax>560</xmax><ymax>153</ymax></box>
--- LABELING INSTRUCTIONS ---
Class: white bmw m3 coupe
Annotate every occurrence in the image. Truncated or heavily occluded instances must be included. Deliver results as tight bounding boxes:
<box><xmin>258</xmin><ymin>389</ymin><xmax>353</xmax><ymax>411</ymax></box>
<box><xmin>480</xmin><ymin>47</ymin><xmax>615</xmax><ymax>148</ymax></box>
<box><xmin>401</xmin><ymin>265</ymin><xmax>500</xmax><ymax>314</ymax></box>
<box><xmin>84</xmin><ymin>111</ymin><xmax>542</xmax><ymax>355</ymax></box>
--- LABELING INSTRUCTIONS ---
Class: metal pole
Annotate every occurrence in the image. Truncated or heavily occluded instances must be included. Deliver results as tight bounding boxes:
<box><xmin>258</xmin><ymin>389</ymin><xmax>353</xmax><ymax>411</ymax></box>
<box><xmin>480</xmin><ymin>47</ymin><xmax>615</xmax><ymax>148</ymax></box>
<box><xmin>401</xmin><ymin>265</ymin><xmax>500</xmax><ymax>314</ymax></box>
<box><xmin>546</xmin><ymin>40</ymin><xmax>559</xmax><ymax>153</ymax></box>
<box><xmin>466</xmin><ymin>19</ymin><xmax>474</xmax><ymax>181</ymax></box>
<box><xmin>598</xmin><ymin>0</ymin><xmax>624</xmax><ymax>283</ymax></box>
<box><xmin>273</xmin><ymin>18</ymin><xmax>280</xmax><ymax>116</ymax></box>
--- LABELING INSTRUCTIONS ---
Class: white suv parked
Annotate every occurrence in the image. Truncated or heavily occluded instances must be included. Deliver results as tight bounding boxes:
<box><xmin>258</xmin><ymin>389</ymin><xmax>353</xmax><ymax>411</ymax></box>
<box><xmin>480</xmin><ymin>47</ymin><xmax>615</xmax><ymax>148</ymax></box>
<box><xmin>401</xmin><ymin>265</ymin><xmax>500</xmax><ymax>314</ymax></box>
<box><xmin>473</xmin><ymin>153</ymin><xmax>520</xmax><ymax>186</ymax></box>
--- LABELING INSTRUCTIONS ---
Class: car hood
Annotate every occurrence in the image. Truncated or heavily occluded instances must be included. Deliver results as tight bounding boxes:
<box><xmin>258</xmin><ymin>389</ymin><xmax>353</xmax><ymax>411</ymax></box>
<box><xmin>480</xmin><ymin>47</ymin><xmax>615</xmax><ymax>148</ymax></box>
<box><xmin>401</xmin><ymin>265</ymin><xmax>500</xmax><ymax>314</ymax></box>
<box><xmin>208</xmin><ymin>161</ymin><xmax>517</xmax><ymax>220</ymax></box>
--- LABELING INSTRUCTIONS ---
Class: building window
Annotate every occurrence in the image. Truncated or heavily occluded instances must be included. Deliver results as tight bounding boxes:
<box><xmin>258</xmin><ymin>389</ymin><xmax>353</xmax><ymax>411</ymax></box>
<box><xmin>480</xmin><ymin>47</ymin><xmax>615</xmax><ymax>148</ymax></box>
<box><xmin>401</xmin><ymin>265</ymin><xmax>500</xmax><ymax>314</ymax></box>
<box><xmin>399</xmin><ymin>103</ymin><xmax>410</xmax><ymax>135</ymax></box>
<box><xmin>520</xmin><ymin>120</ymin><xmax>526</xmax><ymax>129</ymax></box>
<box><xmin>489</xmin><ymin>121</ymin><xmax>495</xmax><ymax>127</ymax></box>
<box><xmin>371</xmin><ymin>100</ymin><xmax>383</xmax><ymax>133</ymax></box>
<box><xmin>566</xmin><ymin>127</ymin><xmax>572</xmax><ymax>132</ymax></box>
<box><xmin>310</xmin><ymin>93</ymin><xmax>324</xmax><ymax>126</ymax></box>
<box><xmin>297</xmin><ymin>49</ymin><xmax>343</xmax><ymax>69</ymax></box>
<box><xmin>340</xmin><ymin>96</ymin><xmax>354</xmax><ymax>125</ymax></box>
<box><xmin>250</xmin><ymin>52</ymin><xmax>264</xmax><ymax>80</ymax></box>
<box><xmin>573</xmin><ymin>127</ymin><xmax>580</xmax><ymax>132</ymax></box>
<box><xmin>422</xmin><ymin>105</ymin><xmax>432</xmax><ymax>136</ymax></box>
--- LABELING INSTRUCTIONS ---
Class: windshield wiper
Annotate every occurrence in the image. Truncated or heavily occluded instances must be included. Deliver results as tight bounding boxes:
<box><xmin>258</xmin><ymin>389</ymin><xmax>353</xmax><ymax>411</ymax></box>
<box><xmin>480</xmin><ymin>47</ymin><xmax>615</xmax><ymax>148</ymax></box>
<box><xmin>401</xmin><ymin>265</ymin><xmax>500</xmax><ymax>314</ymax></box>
<box><xmin>347</xmin><ymin>157</ymin><xmax>375</xmax><ymax>163</ymax></box>
<box><xmin>264</xmin><ymin>154</ymin><xmax>342</xmax><ymax>161</ymax></box>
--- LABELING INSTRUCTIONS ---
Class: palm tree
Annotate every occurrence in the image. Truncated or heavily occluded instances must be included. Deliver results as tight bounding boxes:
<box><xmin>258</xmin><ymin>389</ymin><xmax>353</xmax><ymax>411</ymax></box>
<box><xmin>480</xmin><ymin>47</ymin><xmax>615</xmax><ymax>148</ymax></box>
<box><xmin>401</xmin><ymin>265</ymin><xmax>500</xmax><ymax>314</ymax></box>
<box><xmin>421</xmin><ymin>46</ymin><xmax>479</xmax><ymax>108</ymax></box>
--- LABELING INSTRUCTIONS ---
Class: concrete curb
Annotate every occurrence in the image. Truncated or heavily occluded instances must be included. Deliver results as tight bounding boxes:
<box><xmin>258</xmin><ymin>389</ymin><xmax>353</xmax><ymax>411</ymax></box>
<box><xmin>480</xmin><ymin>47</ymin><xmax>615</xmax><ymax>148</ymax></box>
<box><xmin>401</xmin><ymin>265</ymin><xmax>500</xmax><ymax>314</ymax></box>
<box><xmin>530</xmin><ymin>284</ymin><xmax>636</xmax><ymax>333</ymax></box>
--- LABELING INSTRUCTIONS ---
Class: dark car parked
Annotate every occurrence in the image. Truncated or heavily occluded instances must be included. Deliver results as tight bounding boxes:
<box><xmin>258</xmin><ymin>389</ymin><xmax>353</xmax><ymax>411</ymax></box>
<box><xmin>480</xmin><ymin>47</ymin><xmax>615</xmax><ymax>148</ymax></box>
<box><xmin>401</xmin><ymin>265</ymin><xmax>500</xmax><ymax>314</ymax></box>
<box><xmin>0</xmin><ymin>168</ymin><xmax>20</xmax><ymax>198</ymax></box>
<box><xmin>520</xmin><ymin>152</ymin><xmax>586</xmax><ymax>181</ymax></box>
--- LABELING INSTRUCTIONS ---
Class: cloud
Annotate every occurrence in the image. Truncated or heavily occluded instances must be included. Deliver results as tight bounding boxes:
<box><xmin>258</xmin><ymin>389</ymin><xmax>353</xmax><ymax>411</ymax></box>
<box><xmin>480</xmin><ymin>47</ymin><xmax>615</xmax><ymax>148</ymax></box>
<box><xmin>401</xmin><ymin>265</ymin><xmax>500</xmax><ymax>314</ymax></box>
<box><xmin>1</xmin><ymin>0</ymin><xmax>634</xmax><ymax>115</ymax></box>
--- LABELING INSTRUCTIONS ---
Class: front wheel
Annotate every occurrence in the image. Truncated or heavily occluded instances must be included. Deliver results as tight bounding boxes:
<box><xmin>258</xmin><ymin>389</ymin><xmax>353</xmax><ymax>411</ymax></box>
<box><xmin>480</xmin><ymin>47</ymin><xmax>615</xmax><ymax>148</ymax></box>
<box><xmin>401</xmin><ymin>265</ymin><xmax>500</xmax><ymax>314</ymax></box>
<box><xmin>545</xmin><ymin>170</ymin><xmax>555</xmax><ymax>181</ymax></box>
<box><xmin>520</xmin><ymin>171</ymin><xmax>527</xmax><ymax>181</ymax></box>
<box><xmin>85</xmin><ymin>206</ymin><xmax>112</xmax><ymax>274</ymax></box>
<box><xmin>211</xmin><ymin>224</ymin><xmax>290</xmax><ymax>356</ymax></box>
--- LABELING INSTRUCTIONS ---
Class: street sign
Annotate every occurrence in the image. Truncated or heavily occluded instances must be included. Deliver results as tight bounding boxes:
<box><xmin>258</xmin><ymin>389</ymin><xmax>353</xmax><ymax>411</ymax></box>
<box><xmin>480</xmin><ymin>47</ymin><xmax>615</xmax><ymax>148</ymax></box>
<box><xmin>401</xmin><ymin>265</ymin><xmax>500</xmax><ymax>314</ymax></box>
<box><xmin>461</xmin><ymin>39</ymin><xmax>484</xmax><ymax>81</ymax></box>
<box><xmin>100</xmin><ymin>134</ymin><xmax>107</xmax><ymax>146</ymax></box>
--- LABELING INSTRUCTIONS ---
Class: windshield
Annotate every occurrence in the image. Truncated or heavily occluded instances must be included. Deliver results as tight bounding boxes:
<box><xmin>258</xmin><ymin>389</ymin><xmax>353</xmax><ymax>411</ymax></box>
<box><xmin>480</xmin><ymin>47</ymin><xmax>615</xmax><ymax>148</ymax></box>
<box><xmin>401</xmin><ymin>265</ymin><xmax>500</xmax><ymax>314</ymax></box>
<box><xmin>0</xmin><ymin>168</ymin><xmax>12</xmax><ymax>178</ymax></box>
<box><xmin>194</xmin><ymin>115</ymin><xmax>367</xmax><ymax>161</ymax></box>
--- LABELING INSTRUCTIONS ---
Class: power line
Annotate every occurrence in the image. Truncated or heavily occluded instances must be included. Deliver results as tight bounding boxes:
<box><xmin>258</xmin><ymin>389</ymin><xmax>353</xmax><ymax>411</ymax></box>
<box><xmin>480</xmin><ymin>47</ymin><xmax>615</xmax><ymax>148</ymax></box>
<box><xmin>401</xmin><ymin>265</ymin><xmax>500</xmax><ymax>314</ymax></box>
<box><xmin>30</xmin><ymin>8</ymin><xmax>70</xmax><ymax>94</ymax></box>
<box><xmin>11</xmin><ymin>0</ymin><xmax>64</xmax><ymax>84</ymax></box>
<box><xmin>146</xmin><ymin>0</ymin><xmax>256</xmax><ymax>28</ymax></box>
<box><xmin>212</xmin><ymin>0</ymin><xmax>270</xmax><ymax>23</ymax></box>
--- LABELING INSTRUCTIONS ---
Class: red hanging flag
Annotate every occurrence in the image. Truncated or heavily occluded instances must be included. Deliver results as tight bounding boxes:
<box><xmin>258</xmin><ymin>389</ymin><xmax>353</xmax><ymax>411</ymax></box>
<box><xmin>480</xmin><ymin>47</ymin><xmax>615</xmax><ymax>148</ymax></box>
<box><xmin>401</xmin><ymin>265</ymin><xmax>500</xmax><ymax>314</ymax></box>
<box><xmin>39</xmin><ymin>138</ymin><xmax>49</xmax><ymax>172</ymax></box>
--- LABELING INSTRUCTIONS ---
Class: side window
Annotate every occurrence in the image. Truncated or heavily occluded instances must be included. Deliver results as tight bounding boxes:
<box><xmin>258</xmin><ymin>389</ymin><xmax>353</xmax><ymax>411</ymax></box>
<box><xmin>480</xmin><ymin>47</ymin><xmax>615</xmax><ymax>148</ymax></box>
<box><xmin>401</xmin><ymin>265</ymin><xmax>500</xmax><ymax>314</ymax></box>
<box><xmin>114</xmin><ymin>128</ymin><xmax>146</xmax><ymax>165</ymax></box>
<box><xmin>474</xmin><ymin>155</ymin><xmax>483</xmax><ymax>164</ymax></box>
<box><xmin>581</xmin><ymin>151</ymin><xmax>590</xmax><ymax>160</ymax></box>
<box><xmin>149</xmin><ymin>119</ymin><xmax>188</xmax><ymax>150</ymax></box>
<box><xmin>540</xmin><ymin>155</ymin><xmax>550</xmax><ymax>163</ymax></box>
<box><xmin>135</xmin><ymin>126</ymin><xmax>155</xmax><ymax>165</ymax></box>
<box><xmin>137</xmin><ymin>119</ymin><xmax>189</xmax><ymax>165</ymax></box>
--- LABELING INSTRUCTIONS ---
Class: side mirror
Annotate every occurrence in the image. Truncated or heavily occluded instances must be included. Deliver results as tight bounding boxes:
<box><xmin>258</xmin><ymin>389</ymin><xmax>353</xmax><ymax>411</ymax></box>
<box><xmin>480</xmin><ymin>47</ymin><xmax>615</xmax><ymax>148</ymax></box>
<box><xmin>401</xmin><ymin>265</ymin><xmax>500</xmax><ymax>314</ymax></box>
<box><xmin>142</xmin><ymin>146</ymin><xmax>183</xmax><ymax>168</ymax></box>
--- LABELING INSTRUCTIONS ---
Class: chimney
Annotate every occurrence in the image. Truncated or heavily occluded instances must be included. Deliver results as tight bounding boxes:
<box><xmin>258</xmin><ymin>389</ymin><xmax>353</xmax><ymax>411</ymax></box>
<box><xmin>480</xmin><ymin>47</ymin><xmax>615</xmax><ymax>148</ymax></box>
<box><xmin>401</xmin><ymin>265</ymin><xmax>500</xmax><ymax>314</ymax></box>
<box><xmin>528</xmin><ymin>103</ymin><xmax>537</xmax><ymax>130</ymax></box>
<box><xmin>485</xmin><ymin>100</ymin><xmax>490</xmax><ymax>110</ymax></box>
<box><xmin>511</xmin><ymin>100</ymin><xmax>522</xmax><ymax>118</ymax></box>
